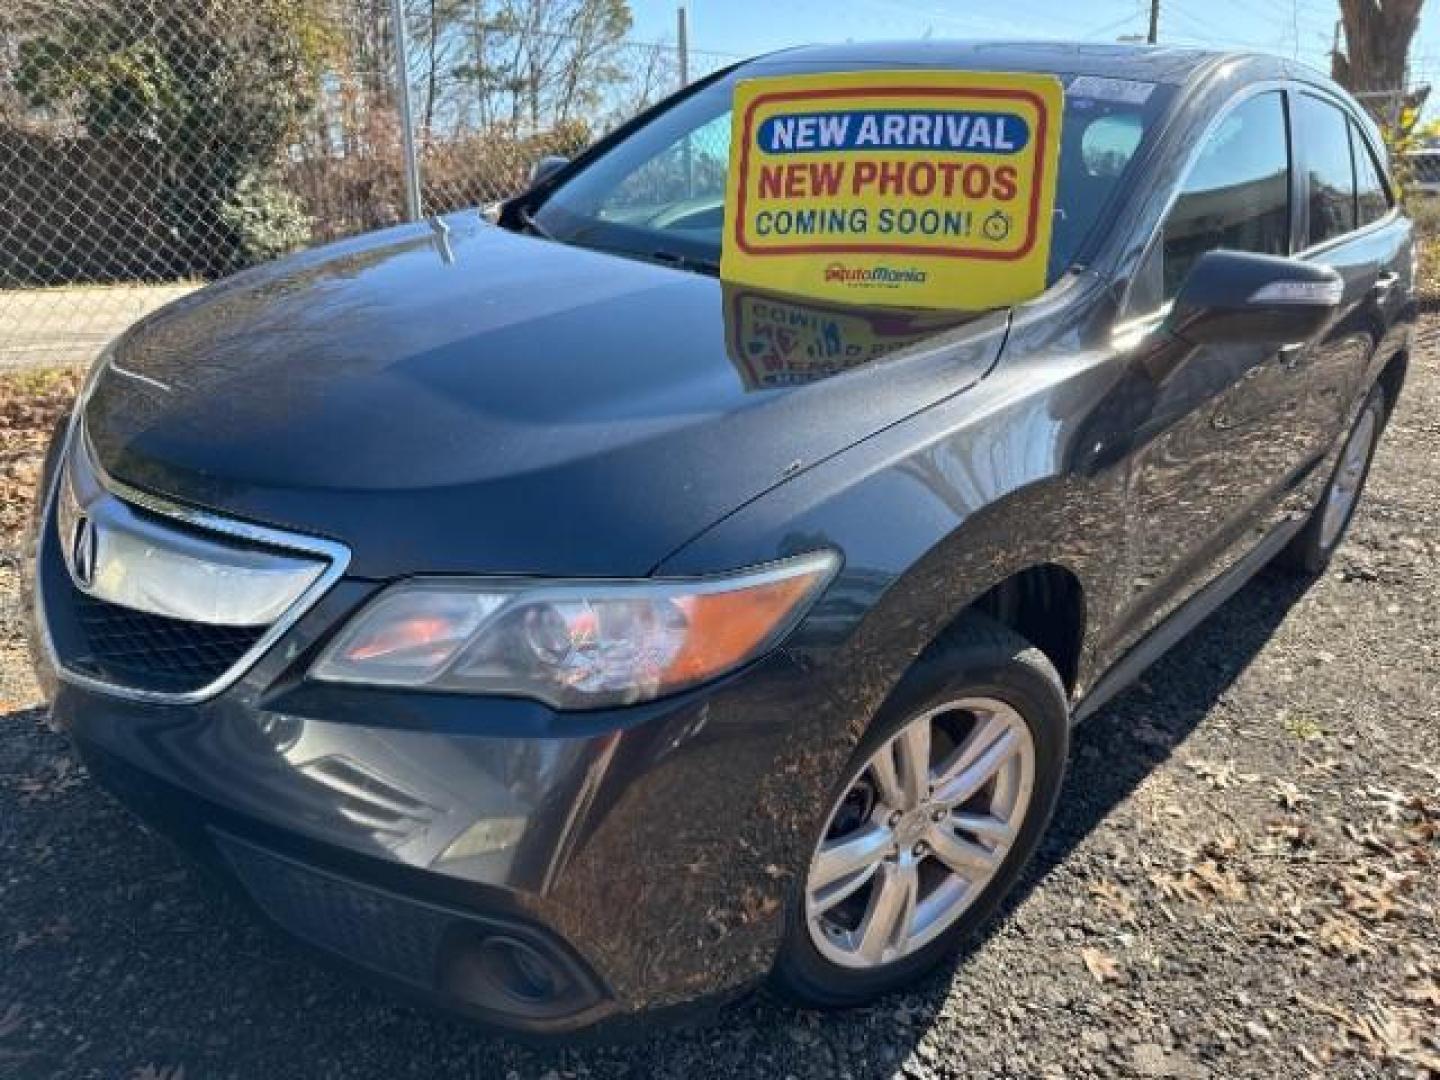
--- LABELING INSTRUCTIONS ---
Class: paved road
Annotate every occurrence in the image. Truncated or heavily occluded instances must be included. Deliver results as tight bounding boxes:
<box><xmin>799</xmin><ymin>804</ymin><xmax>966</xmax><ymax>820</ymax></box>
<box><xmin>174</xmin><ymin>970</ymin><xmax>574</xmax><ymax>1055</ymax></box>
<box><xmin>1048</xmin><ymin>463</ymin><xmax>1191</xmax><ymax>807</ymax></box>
<box><xmin>0</xmin><ymin>284</ymin><xmax>197</xmax><ymax>371</ymax></box>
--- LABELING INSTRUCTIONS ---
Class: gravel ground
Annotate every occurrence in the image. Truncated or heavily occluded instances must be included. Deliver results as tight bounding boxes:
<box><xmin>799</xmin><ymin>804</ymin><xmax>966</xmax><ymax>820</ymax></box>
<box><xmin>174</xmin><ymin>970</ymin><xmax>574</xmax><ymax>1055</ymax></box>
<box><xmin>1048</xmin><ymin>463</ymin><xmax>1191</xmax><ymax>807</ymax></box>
<box><xmin>1</xmin><ymin>325</ymin><xmax>1437</xmax><ymax>1079</ymax></box>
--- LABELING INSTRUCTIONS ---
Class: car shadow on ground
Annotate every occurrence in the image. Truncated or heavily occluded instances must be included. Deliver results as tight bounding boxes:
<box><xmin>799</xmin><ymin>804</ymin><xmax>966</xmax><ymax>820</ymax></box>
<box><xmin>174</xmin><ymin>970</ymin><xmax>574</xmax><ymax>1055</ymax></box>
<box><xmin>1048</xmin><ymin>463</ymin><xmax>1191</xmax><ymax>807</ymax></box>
<box><xmin>1005</xmin><ymin>565</ymin><xmax>1314</xmax><ymax>914</ymax></box>
<box><xmin>0</xmin><ymin>566</ymin><xmax>1314</xmax><ymax>1077</ymax></box>
<box><xmin>750</xmin><ymin>565</ymin><xmax>1316</xmax><ymax>1071</ymax></box>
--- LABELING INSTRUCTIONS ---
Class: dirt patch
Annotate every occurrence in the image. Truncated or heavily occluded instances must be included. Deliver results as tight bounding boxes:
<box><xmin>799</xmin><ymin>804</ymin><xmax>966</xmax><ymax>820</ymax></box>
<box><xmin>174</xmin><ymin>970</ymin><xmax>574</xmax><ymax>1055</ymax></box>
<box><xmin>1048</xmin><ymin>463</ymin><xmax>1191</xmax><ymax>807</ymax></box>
<box><xmin>0</xmin><ymin>366</ymin><xmax>80</xmax><ymax>708</ymax></box>
<box><xmin>0</xmin><ymin>330</ymin><xmax>1436</xmax><ymax>1078</ymax></box>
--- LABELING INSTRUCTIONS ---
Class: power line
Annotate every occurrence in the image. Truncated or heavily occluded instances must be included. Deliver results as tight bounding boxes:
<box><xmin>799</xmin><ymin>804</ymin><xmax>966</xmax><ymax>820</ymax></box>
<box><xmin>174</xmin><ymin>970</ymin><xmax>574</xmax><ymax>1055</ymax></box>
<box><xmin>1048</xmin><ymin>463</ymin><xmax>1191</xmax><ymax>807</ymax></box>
<box><xmin>1161</xmin><ymin>3</ymin><xmax>1295</xmax><ymax>50</ymax></box>
<box><xmin>1080</xmin><ymin>6</ymin><xmax>1146</xmax><ymax>41</ymax></box>
<box><xmin>1159</xmin><ymin>0</ymin><xmax>1346</xmax><ymax>54</ymax></box>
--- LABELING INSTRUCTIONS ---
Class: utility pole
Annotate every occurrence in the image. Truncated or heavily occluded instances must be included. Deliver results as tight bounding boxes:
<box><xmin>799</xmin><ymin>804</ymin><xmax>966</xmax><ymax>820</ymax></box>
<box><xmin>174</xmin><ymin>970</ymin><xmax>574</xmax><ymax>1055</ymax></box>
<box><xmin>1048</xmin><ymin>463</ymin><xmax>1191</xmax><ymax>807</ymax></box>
<box><xmin>677</xmin><ymin>4</ymin><xmax>690</xmax><ymax>90</ymax></box>
<box><xmin>678</xmin><ymin>4</ymin><xmax>692</xmax><ymax>196</ymax></box>
<box><xmin>1147</xmin><ymin>0</ymin><xmax>1159</xmax><ymax>44</ymax></box>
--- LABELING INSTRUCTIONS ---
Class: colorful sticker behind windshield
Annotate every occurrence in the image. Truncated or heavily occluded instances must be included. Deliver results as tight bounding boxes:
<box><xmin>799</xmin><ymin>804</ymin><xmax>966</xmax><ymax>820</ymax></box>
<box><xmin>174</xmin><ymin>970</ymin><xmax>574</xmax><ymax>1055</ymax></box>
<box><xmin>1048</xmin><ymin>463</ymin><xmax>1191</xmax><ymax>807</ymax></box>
<box><xmin>721</xmin><ymin>70</ymin><xmax>1064</xmax><ymax>310</ymax></box>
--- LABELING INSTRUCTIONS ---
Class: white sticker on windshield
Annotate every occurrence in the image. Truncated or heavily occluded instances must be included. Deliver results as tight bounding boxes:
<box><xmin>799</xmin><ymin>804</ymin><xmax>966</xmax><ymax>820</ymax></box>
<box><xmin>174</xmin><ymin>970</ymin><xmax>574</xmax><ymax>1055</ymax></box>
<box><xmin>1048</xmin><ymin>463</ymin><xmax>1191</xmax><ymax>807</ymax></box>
<box><xmin>1068</xmin><ymin>75</ymin><xmax>1156</xmax><ymax>106</ymax></box>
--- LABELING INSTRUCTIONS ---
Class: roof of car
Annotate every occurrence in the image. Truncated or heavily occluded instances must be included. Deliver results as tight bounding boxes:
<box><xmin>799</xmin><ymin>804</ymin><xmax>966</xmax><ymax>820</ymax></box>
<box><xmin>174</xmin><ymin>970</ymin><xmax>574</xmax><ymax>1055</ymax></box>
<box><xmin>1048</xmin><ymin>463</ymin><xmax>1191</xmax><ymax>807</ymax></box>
<box><xmin>743</xmin><ymin>39</ymin><xmax>1288</xmax><ymax>86</ymax></box>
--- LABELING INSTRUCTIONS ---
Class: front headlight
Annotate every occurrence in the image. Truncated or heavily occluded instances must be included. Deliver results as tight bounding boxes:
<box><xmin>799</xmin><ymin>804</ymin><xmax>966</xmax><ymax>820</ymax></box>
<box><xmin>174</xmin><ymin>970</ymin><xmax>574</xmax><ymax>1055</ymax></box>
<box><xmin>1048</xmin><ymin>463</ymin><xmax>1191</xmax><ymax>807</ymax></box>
<box><xmin>311</xmin><ymin>551</ymin><xmax>840</xmax><ymax>708</ymax></box>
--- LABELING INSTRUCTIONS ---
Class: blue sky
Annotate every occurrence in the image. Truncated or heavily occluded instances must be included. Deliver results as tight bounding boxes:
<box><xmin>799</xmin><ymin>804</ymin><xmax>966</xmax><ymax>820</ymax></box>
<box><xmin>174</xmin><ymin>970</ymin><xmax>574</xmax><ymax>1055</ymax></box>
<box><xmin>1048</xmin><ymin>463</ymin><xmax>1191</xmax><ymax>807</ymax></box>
<box><xmin>629</xmin><ymin>0</ymin><xmax>1440</xmax><ymax>112</ymax></box>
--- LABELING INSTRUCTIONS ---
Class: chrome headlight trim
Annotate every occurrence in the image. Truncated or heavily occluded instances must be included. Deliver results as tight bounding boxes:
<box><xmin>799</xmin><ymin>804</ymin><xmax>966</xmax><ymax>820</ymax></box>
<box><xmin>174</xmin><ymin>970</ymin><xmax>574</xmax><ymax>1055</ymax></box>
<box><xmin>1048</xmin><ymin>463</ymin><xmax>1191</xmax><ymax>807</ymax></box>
<box><xmin>33</xmin><ymin>418</ymin><xmax>352</xmax><ymax>705</ymax></box>
<box><xmin>308</xmin><ymin>550</ymin><xmax>841</xmax><ymax>708</ymax></box>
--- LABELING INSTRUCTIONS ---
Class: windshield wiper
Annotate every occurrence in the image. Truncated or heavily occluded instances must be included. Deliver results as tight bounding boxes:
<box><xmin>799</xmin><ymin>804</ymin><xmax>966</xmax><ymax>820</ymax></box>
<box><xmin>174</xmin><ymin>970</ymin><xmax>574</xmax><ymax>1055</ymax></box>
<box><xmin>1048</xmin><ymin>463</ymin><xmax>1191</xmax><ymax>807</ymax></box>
<box><xmin>515</xmin><ymin>214</ymin><xmax>718</xmax><ymax>278</ymax></box>
<box><xmin>648</xmin><ymin>250</ymin><xmax>720</xmax><ymax>276</ymax></box>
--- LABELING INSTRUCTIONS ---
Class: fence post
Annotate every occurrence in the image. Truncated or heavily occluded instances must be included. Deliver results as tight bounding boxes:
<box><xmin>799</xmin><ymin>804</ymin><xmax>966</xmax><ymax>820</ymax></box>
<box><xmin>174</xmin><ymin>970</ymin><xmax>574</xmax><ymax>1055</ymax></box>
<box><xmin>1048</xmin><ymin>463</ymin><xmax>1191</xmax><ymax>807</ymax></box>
<box><xmin>677</xmin><ymin>5</ymin><xmax>692</xmax><ymax>196</ymax></box>
<box><xmin>390</xmin><ymin>0</ymin><xmax>423</xmax><ymax>221</ymax></box>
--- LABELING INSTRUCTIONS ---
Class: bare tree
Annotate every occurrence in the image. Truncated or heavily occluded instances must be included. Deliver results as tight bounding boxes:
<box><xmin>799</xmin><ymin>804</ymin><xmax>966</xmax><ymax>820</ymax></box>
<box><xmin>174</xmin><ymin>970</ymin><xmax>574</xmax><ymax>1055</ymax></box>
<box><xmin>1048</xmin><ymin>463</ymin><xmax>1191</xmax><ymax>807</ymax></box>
<box><xmin>1332</xmin><ymin>0</ymin><xmax>1428</xmax><ymax>124</ymax></box>
<box><xmin>605</xmin><ymin>39</ymin><xmax>678</xmax><ymax>123</ymax></box>
<box><xmin>448</xmin><ymin>0</ymin><xmax>631</xmax><ymax>131</ymax></box>
<box><xmin>412</xmin><ymin>0</ymin><xmax>470</xmax><ymax>141</ymax></box>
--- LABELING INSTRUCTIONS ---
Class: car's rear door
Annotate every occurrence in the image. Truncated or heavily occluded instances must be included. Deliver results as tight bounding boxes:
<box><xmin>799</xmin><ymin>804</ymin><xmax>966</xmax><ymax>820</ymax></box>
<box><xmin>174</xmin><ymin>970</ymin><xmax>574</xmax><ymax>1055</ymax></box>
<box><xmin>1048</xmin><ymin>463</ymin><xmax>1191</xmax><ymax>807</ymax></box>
<box><xmin>1289</xmin><ymin>90</ymin><xmax>1411</xmax><ymax>455</ymax></box>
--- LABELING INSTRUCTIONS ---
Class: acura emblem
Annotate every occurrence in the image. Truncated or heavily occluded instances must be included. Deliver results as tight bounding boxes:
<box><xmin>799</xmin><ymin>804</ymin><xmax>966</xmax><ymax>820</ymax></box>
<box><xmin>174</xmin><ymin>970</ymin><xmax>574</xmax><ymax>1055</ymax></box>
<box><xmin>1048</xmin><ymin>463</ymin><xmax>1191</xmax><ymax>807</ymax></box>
<box><xmin>70</xmin><ymin>512</ymin><xmax>99</xmax><ymax>590</ymax></box>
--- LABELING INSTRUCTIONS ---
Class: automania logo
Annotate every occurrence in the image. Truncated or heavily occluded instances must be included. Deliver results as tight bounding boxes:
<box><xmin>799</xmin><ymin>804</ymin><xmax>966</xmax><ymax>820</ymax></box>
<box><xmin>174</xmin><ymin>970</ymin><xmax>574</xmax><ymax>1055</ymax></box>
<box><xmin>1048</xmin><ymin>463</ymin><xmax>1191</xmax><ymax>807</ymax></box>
<box><xmin>824</xmin><ymin>262</ymin><xmax>928</xmax><ymax>286</ymax></box>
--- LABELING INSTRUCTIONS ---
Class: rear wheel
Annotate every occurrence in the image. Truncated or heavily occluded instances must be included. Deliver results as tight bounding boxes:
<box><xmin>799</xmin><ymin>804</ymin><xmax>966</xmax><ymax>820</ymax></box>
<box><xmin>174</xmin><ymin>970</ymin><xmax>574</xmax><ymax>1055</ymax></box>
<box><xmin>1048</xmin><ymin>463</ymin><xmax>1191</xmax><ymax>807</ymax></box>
<box><xmin>772</xmin><ymin>616</ymin><xmax>1069</xmax><ymax>1007</ymax></box>
<box><xmin>1282</xmin><ymin>386</ymin><xmax>1386</xmax><ymax>575</ymax></box>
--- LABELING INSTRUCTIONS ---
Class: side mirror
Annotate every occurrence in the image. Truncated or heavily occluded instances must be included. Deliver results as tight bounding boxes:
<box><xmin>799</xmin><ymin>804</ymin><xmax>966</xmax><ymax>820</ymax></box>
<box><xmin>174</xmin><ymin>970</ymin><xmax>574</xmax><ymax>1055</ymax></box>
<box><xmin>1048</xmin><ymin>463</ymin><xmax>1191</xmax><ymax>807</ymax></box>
<box><xmin>1166</xmin><ymin>250</ymin><xmax>1343</xmax><ymax>347</ymax></box>
<box><xmin>528</xmin><ymin>155</ymin><xmax>570</xmax><ymax>187</ymax></box>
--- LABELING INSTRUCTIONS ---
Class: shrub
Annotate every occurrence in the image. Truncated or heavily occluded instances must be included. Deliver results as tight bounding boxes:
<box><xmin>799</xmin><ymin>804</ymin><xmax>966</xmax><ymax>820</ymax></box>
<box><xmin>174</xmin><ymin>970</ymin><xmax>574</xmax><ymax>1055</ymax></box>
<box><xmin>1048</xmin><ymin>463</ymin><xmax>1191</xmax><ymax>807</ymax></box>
<box><xmin>219</xmin><ymin>171</ymin><xmax>314</xmax><ymax>265</ymax></box>
<box><xmin>6</xmin><ymin>0</ymin><xmax>333</xmax><ymax>279</ymax></box>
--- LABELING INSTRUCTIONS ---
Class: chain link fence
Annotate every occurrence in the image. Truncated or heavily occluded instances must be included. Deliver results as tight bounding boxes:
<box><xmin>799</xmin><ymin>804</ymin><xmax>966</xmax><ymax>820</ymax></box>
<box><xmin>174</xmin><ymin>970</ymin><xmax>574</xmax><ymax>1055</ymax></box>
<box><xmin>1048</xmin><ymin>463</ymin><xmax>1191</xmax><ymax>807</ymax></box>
<box><xmin>0</xmin><ymin>0</ymin><xmax>737</xmax><ymax>370</ymax></box>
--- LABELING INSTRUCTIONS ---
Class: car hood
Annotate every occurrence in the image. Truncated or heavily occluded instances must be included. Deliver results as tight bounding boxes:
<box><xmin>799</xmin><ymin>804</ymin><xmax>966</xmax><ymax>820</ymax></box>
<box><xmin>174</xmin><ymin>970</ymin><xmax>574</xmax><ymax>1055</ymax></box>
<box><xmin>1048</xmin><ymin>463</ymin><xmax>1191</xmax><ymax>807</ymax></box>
<box><xmin>84</xmin><ymin>215</ymin><xmax>1008</xmax><ymax>578</ymax></box>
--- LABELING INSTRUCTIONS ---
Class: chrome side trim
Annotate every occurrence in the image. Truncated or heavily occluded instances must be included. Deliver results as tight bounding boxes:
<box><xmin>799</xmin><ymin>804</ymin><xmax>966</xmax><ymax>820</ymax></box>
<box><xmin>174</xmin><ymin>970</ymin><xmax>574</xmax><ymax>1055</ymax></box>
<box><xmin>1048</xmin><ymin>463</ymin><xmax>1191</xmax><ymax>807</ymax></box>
<box><xmin>34</xmin><ymin>422</ymin><xmax>352</xmax><ymax>705</ymax></box>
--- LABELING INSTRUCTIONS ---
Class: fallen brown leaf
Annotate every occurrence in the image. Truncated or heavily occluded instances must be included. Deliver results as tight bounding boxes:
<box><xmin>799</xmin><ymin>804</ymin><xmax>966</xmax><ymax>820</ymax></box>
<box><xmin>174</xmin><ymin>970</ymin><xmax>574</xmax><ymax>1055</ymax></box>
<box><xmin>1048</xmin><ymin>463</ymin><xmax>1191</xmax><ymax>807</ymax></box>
<box><xmin>1316</xmin><ymin>915</ymin><xmax>1372</xmax><ymax>960</ymax></box>
<box><xmin>1087</xmin><ymin>880</ymin><xmax>1138</xmax><ymax>925</ymax></box>
<box><xmin>1079</xmin><ymin>946</ymin><xmax>1122</xmax><ymax>984</ymax></box>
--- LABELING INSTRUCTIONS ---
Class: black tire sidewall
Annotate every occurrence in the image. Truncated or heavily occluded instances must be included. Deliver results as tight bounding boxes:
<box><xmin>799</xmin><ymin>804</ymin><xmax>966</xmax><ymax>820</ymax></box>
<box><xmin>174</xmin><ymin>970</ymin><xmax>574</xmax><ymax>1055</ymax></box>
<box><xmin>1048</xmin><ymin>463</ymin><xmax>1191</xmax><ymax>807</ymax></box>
<box><xmin>773</xmin><ymin>619</ymin><xmax>1070</xmax><ymax>1007</ymax></box>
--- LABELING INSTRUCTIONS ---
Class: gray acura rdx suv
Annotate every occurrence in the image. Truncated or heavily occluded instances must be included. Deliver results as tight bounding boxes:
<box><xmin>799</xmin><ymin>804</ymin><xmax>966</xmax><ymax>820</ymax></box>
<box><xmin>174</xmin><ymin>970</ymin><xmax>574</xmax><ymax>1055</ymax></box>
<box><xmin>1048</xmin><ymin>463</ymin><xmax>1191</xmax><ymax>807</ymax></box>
<box><xmin>27</xmin><ymin>41</ymin><xmax>1412</xmax><ymax>1034</ymax></box>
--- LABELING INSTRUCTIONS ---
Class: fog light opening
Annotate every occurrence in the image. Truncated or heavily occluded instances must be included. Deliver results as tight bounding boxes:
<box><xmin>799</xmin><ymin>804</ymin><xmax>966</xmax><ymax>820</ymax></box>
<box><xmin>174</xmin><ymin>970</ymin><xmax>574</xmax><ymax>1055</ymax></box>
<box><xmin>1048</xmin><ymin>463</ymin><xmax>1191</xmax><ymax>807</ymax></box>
<box><xmin>480</xmin><ymin>936</ymin><xmax>562</xmax><ymax>1004</ymax></box>
<box><xmin>440</xmin><ymin>928</ymin><xmax>603</xmax><ymax>1022</ymax></box>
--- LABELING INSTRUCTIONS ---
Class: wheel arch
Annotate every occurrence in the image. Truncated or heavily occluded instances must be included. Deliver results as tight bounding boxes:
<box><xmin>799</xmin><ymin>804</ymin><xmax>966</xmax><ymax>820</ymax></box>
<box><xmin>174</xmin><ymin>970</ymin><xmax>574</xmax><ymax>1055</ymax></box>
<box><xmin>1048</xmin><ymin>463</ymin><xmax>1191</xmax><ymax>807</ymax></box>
<box><xmin>967</xmin><ymin>563</ymin><xmax>1086</xmax><ymax>694</ymax></box>
<box><xmin>896</xmin><ymin>561</ymin><xmax>1087</xmax><ymax>701</ymax></box>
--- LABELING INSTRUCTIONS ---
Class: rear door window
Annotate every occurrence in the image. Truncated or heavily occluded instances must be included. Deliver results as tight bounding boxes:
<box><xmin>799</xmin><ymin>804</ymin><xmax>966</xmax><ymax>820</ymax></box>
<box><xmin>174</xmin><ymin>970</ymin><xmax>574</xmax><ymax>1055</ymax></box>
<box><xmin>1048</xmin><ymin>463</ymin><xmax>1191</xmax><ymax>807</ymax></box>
<box><xmin>1294</xmin><ymin>94</ymin><xmax>1357</xmax><ymax>246</ymax></box>
<box><xmin>1351</xmin><ymin>122</ymin><xmax>1392</xmax><ymax>228</ymax></box>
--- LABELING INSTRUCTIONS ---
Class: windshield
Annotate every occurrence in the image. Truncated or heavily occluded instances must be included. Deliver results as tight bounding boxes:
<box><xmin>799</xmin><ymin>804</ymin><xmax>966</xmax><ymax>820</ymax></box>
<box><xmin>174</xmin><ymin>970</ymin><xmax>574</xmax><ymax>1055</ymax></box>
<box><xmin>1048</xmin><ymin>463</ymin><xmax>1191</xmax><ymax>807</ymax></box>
<box><xmin>531</xmin><ymin>67</ymin><xmax>1175</xmax><ymax>295</ymax></box>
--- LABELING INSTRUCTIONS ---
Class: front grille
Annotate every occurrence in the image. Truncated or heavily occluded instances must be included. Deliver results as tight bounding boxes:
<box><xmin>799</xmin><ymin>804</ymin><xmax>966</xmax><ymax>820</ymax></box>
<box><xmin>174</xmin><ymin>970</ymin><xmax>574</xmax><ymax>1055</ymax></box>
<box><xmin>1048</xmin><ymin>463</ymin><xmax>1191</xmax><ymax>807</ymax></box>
<box><xmin>39</xmin><ymin>426</ymin><xmax>346</xmax><ymax>700</ymax></box>
<box><xmin>64</xmin><ymin>580</ymin><xmax>266</xmax><ymax>695</ymax></box>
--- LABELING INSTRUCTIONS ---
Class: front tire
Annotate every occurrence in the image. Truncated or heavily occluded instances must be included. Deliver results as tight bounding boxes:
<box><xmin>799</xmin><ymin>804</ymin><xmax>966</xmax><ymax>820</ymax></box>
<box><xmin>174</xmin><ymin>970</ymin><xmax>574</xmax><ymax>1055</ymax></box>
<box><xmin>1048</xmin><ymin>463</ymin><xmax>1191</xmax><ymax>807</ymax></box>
<box><xmin>772</xmin><ymin>615</ymin><xmax>1069</xmax><ymax>1008</ymax></box>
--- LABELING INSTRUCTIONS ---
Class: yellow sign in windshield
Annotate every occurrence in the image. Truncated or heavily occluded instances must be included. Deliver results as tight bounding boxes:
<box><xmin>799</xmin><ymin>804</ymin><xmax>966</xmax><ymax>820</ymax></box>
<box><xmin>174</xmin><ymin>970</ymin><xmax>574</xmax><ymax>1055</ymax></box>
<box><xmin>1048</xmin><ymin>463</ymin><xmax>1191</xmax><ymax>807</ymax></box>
<box><xmin>720</xmin><ymin>70</ymin><xmax>1064</xmax><ymax>310</ymax></box>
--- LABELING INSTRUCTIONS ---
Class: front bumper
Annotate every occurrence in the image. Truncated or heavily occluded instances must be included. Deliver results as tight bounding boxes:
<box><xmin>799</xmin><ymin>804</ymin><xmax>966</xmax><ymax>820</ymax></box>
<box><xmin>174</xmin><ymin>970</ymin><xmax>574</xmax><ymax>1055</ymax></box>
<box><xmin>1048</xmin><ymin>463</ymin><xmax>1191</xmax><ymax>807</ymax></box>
<box><xmin>27</xmin><ymin>434</ymin><xmax>852</xmax><ymax>1035</ymax></box>
<box><xmin>37</xmin><ymin>585</ymin><xmax>827</xmax><ymax>1033</ymax></box>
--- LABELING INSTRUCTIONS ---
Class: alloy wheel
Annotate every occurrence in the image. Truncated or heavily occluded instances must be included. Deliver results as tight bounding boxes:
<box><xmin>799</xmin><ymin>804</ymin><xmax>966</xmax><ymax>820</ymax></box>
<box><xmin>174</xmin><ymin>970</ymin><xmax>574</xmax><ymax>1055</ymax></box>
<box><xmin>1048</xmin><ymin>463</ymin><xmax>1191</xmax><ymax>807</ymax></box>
<box><xmin>1319</xmin><ymin>402</ymin><xmax>1380</xmax><ymax>551</ymax></box>
<box><xmin>805</xmin><ymin>697</ymin><xmax>1036</xmax><ymax>969</ymax></box>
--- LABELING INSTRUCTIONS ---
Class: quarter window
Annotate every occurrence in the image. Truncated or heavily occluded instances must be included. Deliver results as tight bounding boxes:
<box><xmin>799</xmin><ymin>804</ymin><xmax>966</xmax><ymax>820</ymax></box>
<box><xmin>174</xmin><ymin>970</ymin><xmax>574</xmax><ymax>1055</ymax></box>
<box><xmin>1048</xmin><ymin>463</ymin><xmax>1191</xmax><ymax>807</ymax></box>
<box><xmin>1154</xmin><ymin>91</ymin><xmax>1291</xmax><ymax>301</ymax></box>
<box><xmin>1351</xmin><ymin>122</ymin><xmax>1392</xmax><ymax>227</ymax></box>
<box><xmin>1295</xmin><ymin>94</ymin><xmax>1357</xmax><ymax>246</ymax></box>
